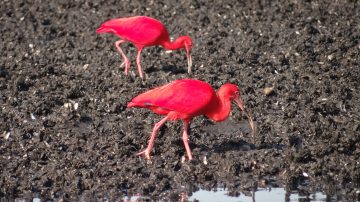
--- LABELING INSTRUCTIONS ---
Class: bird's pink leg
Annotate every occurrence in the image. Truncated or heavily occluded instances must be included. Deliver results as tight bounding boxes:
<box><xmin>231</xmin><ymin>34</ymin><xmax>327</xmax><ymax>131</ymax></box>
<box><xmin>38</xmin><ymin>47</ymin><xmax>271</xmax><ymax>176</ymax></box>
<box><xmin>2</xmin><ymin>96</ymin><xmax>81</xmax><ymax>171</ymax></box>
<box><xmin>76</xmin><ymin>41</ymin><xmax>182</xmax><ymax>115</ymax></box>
<box><xmin>135</xmin><ymin>47</ymin><xmax>144</xmax><ymax>79</ymax></box>
<box><xmin>137</xmin><ymin>116</ymin><xmax>169</xmax><ymax>159</ymax></box>
<box><xmin>182</xmin><ymin>120</ymin><xmax>193</xmax><ymax>160</ymax></box>
<box><xmin>115</xmin><ymin>40</ymin><xmax>131</xmax><ymax>75</ymax></box>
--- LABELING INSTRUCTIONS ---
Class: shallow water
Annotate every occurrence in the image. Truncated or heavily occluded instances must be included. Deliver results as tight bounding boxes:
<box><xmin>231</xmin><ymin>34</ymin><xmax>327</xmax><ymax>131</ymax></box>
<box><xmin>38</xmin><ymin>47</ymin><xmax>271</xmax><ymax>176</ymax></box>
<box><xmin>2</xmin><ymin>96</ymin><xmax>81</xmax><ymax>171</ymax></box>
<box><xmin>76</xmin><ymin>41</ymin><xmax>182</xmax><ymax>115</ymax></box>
<box><xmin>12</xmin><ymin>187</ymin><xmax>330</xmax><ymax>202</ymax></box>
<box><xmin>189</xmin><ymin>188</ymin><xmax>329</xmax><ymax>202</ymax></box>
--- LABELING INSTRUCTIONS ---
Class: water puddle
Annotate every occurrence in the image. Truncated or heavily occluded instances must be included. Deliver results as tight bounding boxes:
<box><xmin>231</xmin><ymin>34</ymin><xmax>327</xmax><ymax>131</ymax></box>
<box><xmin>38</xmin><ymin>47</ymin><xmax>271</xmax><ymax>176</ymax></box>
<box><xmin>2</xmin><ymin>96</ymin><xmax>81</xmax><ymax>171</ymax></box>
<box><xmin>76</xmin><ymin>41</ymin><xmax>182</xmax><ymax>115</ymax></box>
<box><xmin>189</xmin><ymin>188</ymin><xmax>329</xmax><ymax>202</ymax></box>
<box><xmin>11</xmin><ymin>187</ymin><xmax>331</xmax><ymax>202</ymax></box>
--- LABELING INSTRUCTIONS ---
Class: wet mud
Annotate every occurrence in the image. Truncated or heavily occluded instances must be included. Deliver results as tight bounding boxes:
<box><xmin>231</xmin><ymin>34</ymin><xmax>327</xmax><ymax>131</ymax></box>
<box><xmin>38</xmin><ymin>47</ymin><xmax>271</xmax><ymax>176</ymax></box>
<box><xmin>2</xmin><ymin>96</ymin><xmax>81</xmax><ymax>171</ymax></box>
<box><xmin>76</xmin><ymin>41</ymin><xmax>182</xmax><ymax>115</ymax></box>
<box><xmin>1</xmin><ymin>0</ymin><xmax>359</xmax><ymax>201</ymax></box>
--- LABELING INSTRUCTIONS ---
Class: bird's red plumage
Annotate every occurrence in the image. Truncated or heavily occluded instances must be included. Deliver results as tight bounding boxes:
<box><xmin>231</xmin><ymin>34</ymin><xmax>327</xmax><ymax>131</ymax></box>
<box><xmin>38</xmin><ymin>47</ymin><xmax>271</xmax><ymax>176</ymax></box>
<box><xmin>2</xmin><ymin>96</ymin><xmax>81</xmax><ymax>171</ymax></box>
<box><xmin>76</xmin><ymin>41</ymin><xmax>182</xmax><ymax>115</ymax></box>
<box><xmin>126</xmin><ymin>79</ymin><xmax>253</xmax><ymax>160</ymax></box>
<box><xmin>127</xmin><ymin>79</ymin><xmax>216</xmax><ymax>120</ymax></box>
<box><xmin>97</xmin><ymin>16</ymin><xmax>170</xmax><ymax>46</ymax></box>
<box><xmin>97</xmin><ymin>16</ymin><xmax>193</xmax><ymax>78</ymax></box>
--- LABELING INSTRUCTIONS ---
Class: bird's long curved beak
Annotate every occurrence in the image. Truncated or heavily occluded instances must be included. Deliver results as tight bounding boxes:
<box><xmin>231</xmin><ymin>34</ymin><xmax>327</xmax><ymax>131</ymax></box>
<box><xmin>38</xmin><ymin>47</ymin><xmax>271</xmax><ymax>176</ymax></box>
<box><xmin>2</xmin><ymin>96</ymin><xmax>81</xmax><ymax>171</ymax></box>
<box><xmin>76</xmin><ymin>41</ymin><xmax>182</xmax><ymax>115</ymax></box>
<box><xmin>234</xmin><ymin>97</ymin><xmax>245</xmax><ymax>111</ymax></box>
<box><xmin>234</xmin><ymin>97</ymin><xmax>256</xmax><ymax>138</ymax></box>
<box><xmin>185</xmin><ymin>46</ymin><xmax>192</xmax><ymax>73</ymax></box>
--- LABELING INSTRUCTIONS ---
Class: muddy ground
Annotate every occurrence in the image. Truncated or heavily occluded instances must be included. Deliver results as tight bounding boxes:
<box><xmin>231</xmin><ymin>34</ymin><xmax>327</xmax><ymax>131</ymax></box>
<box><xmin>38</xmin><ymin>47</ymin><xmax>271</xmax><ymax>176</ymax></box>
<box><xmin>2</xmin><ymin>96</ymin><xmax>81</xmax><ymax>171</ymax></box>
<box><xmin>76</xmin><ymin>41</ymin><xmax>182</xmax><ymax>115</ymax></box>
<box><xmin>0</xmin><ymin>0</ymin><xmax>359</xmax><ymax>201</ymax></box>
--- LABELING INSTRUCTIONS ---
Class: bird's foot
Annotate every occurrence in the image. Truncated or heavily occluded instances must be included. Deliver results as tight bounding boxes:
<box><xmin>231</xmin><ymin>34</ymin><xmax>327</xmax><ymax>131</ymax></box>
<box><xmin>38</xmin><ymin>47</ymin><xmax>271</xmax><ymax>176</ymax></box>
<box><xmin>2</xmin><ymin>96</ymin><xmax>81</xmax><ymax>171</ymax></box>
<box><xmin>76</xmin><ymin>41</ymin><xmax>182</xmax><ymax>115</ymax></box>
<box><xmin>120</xmin><ymin>60</ymin><xmax>131</xmax><ymax>75</ymax></box>
<box><xmin>137</xmin><ymin>149</ymin><xmax>152</xmax><ymax>160</ymax></box>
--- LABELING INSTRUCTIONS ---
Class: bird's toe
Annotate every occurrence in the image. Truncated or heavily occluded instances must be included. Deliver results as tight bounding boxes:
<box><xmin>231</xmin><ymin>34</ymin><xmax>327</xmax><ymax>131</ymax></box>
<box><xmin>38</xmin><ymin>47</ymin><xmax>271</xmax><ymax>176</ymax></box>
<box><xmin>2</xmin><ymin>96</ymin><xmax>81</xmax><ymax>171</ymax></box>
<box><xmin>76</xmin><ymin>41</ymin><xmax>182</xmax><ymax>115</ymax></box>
<box><xmin>137</xmin><ymin>150</ymin><xmax>151</xmax><ymax>159</ymax></box>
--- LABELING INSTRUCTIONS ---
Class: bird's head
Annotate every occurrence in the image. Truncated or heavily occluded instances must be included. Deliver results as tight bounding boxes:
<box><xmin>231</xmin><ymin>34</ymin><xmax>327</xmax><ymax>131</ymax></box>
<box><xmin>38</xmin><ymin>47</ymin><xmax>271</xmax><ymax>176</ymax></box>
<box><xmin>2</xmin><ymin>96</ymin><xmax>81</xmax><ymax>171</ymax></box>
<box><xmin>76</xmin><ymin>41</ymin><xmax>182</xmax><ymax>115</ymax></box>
<box><xmin>176</xmin><ymin>36</ymin><xmax>193</xmax><ymax>49</ymax></box>
<box><xmin>220</xmin><ymin>83</ymin><xmax>245</xmax><ymax>111</ymax></box>
<box><xmin>167</xmin><ymin>36</ymin><xmax>193</xmax><ymax>72</ymax></box>
<box><xmin>220</xmin><ymin>83</ymin><xmax>256</xmax><ymax>137</ymax></box>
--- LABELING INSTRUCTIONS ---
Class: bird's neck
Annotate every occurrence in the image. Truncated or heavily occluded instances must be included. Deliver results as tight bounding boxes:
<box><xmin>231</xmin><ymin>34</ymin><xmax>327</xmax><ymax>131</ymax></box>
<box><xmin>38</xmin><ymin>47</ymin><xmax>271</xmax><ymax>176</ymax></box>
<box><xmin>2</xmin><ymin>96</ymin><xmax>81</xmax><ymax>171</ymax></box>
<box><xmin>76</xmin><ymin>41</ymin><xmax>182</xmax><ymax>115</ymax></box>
<box><xmin>205</xmin><ymin>92</ymin><xmax>232</xmax><ymax>122</ymax></box>
<box><xmin>161</xmin><ymin>37</ymin><xmax>185</xmax><ymax>50</ymax></box>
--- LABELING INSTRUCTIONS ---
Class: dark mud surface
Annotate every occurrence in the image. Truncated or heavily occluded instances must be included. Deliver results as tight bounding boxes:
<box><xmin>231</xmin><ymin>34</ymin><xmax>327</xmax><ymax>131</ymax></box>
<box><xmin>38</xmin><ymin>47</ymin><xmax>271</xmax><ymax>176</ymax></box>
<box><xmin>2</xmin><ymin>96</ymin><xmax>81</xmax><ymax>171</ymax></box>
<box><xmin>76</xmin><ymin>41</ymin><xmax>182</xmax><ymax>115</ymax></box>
<box><xmin>1</xmin><ymin>0</ymin><xmax>359</xmax><ymax>201</ymax></box>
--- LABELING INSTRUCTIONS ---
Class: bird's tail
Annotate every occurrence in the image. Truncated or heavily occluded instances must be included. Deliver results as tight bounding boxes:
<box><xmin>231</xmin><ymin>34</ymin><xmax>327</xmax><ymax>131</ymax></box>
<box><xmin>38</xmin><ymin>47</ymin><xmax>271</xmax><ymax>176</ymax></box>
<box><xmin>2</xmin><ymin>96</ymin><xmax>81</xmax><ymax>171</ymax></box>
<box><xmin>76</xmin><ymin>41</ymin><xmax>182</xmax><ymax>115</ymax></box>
<box><xmin>96</xmin><ymin>18</ymin><xmax>124</xmax><ymax>34</ymax></box>
<box><xmin>127</xmin><ymin>102</ymin><xmax>137</xmax><ymax>108</ymax></box>
<box><xmin>96</xmin><ymin>26</ymin><xmax>110</xmax><ymax>34</ymax></box>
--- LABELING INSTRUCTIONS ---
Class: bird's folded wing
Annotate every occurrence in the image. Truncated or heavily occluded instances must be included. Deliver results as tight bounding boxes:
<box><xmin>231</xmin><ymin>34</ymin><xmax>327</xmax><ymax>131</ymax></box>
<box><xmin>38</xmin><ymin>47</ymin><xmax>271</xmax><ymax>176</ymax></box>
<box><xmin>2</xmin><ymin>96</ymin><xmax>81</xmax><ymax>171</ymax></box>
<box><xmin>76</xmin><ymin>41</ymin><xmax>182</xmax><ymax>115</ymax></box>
<box><xmin>131</xmin><ymin>80</ymin><xmax>215</xmax><ymax>115</ymax></box>
<box><xmin>111</xmin><ymin>17</ymin><xmax>167</xmax><ymax>45</ymax></box>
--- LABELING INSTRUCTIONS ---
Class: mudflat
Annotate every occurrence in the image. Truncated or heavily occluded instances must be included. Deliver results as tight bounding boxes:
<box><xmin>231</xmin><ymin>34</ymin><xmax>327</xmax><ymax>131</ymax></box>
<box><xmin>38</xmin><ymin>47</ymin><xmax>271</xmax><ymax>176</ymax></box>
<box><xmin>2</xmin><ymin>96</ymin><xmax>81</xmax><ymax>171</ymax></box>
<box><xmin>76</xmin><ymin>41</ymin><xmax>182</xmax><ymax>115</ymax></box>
<box><xmin>1</xmin><ymin>0</ymin><xmax>359</xmax><ymax>201</ymax></box>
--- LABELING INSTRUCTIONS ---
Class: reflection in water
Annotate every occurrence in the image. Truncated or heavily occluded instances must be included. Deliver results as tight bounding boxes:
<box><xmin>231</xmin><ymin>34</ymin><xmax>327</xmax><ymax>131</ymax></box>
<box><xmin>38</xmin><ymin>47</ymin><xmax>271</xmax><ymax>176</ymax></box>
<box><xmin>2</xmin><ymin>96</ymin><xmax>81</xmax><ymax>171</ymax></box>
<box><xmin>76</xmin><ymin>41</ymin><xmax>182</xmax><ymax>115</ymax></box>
<box><xmin>11</xmin><ymin>188</ymin><xmax>330</xmax><ymax>202</ymax></box>
<box><xmin>15</xmin><ymin>198</ymin><xmax>40</xmax><ymax>202</ymax></box>
<box><xmin>190</xmin><ymin>188</ymin><xmax>329</xmax><ymax>202</ymax></box>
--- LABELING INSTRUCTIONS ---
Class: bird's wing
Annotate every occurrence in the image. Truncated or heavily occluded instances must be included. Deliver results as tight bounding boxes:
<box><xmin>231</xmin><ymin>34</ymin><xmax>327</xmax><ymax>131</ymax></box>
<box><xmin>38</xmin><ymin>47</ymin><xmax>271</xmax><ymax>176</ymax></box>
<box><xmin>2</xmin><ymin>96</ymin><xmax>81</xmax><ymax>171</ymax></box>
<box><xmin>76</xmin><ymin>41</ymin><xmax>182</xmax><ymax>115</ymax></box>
<box><xmin>106</xmin><ymin>16</ymin><xmax>169</xmax><ymax>45</ymax></box>
<box><xmin>130</xmin><ymin>80</ymin><xmax>216</xmax><ymax>115</ymax></box>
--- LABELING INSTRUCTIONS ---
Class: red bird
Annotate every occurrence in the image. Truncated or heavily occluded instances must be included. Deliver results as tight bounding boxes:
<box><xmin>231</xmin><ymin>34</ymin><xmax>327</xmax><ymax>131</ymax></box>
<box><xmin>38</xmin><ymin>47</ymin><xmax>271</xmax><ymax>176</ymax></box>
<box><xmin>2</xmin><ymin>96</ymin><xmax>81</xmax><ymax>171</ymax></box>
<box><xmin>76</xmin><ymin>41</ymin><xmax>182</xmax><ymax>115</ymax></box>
<box><xmin>96</xmin><ymin>16</ymin><xmax>193</xmax><ymax>79</ymax></box>
<box><xmin>127</xmin><ymin>79</ymin><xmax>255</xmax><ymax>160</ymax></box>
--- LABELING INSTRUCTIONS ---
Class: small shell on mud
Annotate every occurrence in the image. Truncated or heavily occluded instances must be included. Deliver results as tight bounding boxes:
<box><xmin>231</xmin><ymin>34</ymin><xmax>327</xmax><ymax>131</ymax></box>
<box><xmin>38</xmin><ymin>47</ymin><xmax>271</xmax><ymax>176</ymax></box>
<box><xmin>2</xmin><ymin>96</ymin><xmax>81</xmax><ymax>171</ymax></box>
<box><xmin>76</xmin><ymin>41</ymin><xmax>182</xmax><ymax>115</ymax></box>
<box><xmin>64</xmin><ymin>103</ymin><xmax>71</xmax><ymax>109</ymax></box>
<box><xmin>30</xmin><ymin>113</ymin><xmax>36</xmax><ymax>120</ymax></box>
<box><xmin>44</xmin><ymin>141</ymin><xmax>50</xmax><ymax>148</ymax></box>
<box><xmin>203</xmin><ymin>156</ymin><xmax>208</xmax><ymax>165</ymax></box>
<box><xmin>1</xmin><ymin>131</ymin><xmax>11</xmax><ymax>140</ymax></box>
<box><xmin>73</xmin><ymin>103</ymin><xmax>79</xmax><ymax>110</ymax></box>
<box><xmin>302</xmin><ymin>172</ymin><xmax>309</xmax><ymax>177</ymax></box>
<box><xmin>64</xmin><ymin>101</ymin><xmax>79</xmax><ymax>111</ymax></box>
<box><xmin>181</xmin><ymin>156</ymin><xmax>186</xmax><ymax>163</ymax></box>
<box><xmin>263</xmin><ymin>86</ymin><xmax>274</xmax><ymax>96</ymax></box>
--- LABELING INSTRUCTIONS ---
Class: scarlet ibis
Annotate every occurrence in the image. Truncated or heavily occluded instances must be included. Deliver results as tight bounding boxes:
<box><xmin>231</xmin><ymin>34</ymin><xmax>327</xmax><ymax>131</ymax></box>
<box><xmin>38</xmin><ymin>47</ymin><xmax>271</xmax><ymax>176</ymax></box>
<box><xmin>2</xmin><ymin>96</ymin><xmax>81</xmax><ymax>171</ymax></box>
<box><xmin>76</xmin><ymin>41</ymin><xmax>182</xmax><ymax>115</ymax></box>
<box><xmin>127</xmin><ymin>79</ymin><xmax>255</xmax><ymax>160</ymax></box>
<box><xmin>96</xmin><ymin>16</ymin><xmax>193</xmax><ymax>79</ymax></box>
